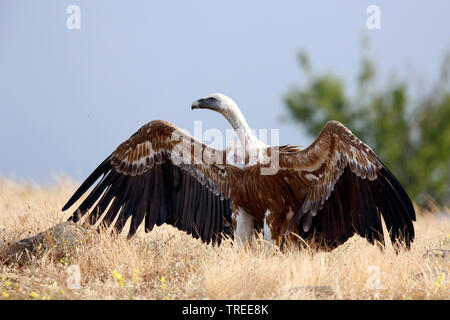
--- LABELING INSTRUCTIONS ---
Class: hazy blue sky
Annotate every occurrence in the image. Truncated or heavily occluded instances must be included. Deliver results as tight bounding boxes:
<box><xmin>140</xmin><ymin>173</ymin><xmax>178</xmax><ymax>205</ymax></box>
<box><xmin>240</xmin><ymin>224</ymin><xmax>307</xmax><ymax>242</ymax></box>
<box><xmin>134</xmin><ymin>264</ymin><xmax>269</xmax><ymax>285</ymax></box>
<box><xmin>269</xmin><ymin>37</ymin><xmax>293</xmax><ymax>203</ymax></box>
<box><xmin>1</xmin><ymin>1</ymin><xmax>449</xmax><ymax>182</ymax></box>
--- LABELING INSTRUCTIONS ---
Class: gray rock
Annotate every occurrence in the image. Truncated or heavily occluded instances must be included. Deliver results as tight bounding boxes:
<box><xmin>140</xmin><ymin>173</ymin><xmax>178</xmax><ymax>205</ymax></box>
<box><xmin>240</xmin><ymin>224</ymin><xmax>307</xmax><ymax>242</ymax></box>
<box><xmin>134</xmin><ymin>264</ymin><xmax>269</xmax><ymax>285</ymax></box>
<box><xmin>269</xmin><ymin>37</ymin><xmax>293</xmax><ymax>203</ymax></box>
<box><xmin>6</xmin><ymin>221</ymin><xmax>88</xmax><ymax>264</ymax></box>
<box><xmin>423</xmin><ymin>249</ymin><xmax>450</xmax><ymax>261</ymax></box>
<box><xmin>287</xmin><ymin>285</ymin><xmax>336</xmax><ymax>298</ymax></box>
<box><xmin>414</xmin><ymin>269</ymin><xmax>448</xmax><ymax>282</ymax></box>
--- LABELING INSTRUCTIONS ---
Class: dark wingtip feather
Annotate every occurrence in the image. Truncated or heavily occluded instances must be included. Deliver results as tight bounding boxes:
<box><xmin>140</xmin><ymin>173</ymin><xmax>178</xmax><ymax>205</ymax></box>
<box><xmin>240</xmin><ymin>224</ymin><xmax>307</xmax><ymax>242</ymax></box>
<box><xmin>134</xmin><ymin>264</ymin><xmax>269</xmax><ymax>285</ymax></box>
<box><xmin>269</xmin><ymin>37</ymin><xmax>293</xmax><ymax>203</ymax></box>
<box><xmin>295</xmin><ymin>160</ymin><xmax>416</xmax><ymax>251</ymax></box>
<box><xmin>379</xmin><ymin>165</ymin><xmax>416</xmax><ymax>221</ymax></box>
<box><xmin>374</xmin><ymin>162</ymin><xmax>416</xmax><ymax>248</ymax></box>
<box><xmin>62</xmin><ymin>155</ymin><xmax>113</xmax><ymax>211</ymax></box>
<box><xmin>62</xmin><ymin>148</ymin><xmax>232</xmax><ymax>245</ymax></box>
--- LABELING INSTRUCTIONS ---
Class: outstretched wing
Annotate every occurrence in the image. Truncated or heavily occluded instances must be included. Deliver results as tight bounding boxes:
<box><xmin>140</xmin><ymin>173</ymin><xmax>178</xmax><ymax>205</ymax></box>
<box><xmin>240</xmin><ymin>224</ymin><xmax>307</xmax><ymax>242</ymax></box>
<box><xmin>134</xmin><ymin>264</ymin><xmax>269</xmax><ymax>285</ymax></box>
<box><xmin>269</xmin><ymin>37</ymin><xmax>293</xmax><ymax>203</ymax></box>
<box><xmin>279</xmin><ymin>120</ymin><xmax>415</xmax><ymax>248</ymax></box>
<box><xmin>62</xmin><ymin>120</ymin><xmax>236</xmax><ymax>244</ymax></box>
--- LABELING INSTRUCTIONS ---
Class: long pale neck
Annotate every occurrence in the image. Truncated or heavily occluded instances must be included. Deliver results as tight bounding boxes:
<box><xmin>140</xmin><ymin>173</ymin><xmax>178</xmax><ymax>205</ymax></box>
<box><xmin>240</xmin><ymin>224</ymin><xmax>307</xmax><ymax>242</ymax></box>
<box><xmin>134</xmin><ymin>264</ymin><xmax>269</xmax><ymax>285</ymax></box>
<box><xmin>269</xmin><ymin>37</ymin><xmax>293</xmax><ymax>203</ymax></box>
<box><xmin>222</xmin><ymin>106</ymin><xmax>260</xmax><ymax>151</ymax></box>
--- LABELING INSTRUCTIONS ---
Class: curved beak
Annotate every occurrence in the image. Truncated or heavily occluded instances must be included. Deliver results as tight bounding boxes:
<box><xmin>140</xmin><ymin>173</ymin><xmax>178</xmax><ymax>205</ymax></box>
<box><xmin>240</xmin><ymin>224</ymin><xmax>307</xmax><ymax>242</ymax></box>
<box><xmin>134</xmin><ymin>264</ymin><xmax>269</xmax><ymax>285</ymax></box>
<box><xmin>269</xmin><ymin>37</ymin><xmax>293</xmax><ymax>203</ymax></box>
<box><xmin>191</xmin><ymin>98</ymin><xmax>207</xmax><ymax>110</ymax></box>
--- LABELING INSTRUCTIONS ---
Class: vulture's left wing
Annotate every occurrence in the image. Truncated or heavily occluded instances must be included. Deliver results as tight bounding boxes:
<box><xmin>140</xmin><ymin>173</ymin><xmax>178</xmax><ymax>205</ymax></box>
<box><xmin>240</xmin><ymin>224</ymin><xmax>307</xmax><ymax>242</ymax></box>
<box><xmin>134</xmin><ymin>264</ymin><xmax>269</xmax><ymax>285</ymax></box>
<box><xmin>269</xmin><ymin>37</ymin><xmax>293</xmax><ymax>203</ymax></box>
<box><xmin>62</xmin><ymin>120</ymin><xmax>236</xmax><ymax>244</ymax></box>
<box><xmin>277</xmin><ymin>120</ymin><xmax>415</xmax><ymax>249</ymax></box>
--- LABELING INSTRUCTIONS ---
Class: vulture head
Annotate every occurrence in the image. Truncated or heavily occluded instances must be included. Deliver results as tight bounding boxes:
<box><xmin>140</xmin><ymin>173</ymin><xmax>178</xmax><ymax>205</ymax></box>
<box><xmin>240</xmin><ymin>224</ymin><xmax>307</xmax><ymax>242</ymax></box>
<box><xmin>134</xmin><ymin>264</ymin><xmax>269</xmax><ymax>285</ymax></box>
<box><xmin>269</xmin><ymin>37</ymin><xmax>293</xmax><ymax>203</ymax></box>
<box><xmin>191</xmin><ymin>93</ymin><xmax>235</xmax><ymax>112</ymax></box>
<box><xmin>191</xmin><ymin>93</ymin><xmax>248</xmax><ymax>131</ymax></box>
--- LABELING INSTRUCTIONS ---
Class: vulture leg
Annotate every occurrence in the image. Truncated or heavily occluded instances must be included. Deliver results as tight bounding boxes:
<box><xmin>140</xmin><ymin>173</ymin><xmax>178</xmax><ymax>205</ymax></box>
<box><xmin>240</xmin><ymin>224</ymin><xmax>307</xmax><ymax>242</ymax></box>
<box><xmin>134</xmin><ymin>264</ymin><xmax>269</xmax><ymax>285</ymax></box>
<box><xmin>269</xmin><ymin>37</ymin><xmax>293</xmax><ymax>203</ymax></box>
<box><xmin>263</xmin><ymin>210</ymin><xmax>276</xmax><ymax>244</ymax></box>
<box><xmin>233</xmin><ymin>207</ymin><xmax>255</xmax><ymax>245</ymax></box>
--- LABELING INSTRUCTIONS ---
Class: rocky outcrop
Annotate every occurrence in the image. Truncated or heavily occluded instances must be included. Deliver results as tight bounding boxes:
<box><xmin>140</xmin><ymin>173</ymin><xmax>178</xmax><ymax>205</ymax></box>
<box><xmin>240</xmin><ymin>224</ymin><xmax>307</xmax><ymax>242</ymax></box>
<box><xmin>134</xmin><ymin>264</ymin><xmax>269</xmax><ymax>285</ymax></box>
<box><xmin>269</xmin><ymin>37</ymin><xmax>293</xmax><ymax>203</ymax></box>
<box><xmin>7</xmin><ymin>221</ymin><xmax>88</xmax><ymax>264</ymax></box>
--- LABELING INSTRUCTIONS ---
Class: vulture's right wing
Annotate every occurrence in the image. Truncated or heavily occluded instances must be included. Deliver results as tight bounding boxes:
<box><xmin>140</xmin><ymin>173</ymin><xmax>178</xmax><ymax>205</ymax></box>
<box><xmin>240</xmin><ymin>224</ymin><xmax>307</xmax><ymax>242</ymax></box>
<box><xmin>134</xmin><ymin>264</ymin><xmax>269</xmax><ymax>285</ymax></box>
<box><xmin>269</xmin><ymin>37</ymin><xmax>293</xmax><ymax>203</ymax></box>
<box><xmin>62</xmin><ymin>120</ymin><xmax>237</xmax><ymax>244</ymax></box>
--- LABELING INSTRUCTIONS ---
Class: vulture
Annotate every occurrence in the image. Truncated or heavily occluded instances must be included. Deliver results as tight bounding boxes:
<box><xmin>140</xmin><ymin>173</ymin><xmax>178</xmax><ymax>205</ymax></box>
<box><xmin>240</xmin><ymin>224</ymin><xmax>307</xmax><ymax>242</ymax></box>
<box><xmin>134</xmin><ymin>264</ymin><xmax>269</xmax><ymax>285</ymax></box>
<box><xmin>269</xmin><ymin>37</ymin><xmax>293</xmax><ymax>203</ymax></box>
<box><xmin>62</xmin><ymin>93</ymin><xmax>416</xmax><ymax>250</ymax></box>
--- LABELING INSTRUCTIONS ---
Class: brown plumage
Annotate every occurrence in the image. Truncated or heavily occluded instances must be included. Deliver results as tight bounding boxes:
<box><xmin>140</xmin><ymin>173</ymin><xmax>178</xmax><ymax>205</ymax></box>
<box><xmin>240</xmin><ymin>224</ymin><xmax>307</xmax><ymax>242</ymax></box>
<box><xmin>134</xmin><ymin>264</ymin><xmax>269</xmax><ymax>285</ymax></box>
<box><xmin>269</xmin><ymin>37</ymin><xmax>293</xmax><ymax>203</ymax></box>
<box><xmin>62</xmin><ymin>94</ymin><xmax>415</xmax><ymax>250</ymax></box>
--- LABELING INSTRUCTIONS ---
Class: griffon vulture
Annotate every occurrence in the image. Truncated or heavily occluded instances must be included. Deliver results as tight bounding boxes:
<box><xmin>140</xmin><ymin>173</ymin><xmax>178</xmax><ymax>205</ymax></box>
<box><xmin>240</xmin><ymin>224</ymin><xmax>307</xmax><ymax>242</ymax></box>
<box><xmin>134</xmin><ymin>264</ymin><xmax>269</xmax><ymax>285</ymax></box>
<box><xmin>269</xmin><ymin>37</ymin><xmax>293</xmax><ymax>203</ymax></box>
<box><xmin>62</xmin><ymin>93</ymin><xmax>415</xmax><ymax>250</ymax></box>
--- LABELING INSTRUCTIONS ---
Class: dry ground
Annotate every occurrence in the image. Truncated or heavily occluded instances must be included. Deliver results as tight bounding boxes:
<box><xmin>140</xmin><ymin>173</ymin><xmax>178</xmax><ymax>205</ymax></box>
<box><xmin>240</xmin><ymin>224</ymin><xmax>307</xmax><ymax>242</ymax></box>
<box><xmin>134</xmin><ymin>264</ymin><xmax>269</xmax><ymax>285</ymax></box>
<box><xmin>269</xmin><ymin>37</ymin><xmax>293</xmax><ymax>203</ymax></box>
<box><xmin>0</xmin><ymin>177</ymin><xmax>449</xmax><ymax>300</ymax></box>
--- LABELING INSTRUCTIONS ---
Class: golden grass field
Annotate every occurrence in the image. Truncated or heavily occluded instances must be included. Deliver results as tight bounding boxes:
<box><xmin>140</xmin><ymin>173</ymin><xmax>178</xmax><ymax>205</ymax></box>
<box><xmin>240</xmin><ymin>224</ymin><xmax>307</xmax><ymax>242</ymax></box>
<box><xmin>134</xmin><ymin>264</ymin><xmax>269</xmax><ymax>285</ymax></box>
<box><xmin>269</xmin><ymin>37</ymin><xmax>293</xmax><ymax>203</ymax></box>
<box><xmin>0</xmin><ymin>177</ymin><xmax>449</xmax><ymax>300</ymax></box>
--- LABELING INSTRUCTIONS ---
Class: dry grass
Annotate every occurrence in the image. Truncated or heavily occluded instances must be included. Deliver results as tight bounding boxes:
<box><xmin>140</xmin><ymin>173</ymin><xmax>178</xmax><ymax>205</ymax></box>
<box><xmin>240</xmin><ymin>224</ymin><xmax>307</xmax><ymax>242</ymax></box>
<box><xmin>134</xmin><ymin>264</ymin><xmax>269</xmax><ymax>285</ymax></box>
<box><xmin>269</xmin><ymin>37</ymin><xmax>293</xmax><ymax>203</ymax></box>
<box><xmin>0</xmin><ymin>177</ymin><xmax>449</xmax><ymax>300</ymax></box>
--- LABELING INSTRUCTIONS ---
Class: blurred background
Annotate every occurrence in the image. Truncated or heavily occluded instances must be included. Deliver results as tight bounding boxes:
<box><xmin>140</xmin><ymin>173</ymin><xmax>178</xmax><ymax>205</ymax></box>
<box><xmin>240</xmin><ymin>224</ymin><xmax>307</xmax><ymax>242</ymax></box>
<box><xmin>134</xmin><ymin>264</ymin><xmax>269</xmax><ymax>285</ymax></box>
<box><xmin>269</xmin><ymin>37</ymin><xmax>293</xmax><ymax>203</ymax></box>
<box><xmin>0</xmin><ymin>1</ymin><xmax>449</xmax><ymax>205</ymax></box>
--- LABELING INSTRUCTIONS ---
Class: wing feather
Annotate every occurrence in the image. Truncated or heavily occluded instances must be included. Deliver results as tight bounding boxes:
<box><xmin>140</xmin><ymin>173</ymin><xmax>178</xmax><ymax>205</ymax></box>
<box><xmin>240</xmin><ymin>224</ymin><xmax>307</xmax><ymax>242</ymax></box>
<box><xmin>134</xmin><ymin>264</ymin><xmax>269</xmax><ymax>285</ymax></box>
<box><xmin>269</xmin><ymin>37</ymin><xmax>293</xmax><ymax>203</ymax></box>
<box><xmin>277</xmin><ymin>120</ymin><xmax>415</xmax><ymax>248</ymax></box>
<box><xmin>62</xmin><ymin>120</ymin><xmax>235</xmax><ymax>243</ymax></box>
